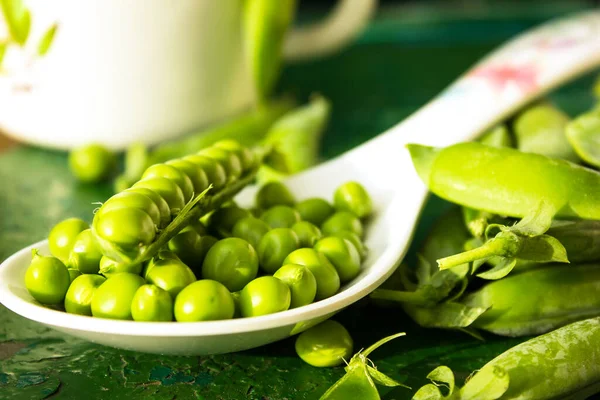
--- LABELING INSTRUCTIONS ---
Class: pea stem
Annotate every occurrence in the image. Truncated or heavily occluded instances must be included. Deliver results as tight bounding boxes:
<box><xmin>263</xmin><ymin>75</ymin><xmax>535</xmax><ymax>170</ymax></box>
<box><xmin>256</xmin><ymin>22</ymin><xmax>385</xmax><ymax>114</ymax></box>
<box><xmin>437</xmin><ymin>237</ymin><xmax>512</xmax><ymax>270</ymax></box>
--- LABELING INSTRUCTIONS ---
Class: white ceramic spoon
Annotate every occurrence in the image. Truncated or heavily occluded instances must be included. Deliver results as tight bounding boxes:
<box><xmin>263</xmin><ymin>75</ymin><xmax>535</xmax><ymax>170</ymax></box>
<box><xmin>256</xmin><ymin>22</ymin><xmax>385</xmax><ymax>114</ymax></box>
<box><xmin>1</xmin><ymin>11</ymin><xmax>600</xmax><ymax>356</ymax></box>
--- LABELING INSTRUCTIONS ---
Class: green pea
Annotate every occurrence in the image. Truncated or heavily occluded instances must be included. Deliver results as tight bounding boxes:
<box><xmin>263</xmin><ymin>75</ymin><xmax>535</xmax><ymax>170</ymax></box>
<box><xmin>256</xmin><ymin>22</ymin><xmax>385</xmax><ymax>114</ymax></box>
<box><xmin>273</xmin><ymin>264</ymin><xmax>317</xmax><ymax>308</ymax></box>
<box><xmin>48</xmin><ymin>218</ymin><xmax>89</xmax><ymax>264</ymax></box>
<box><xmin>146</xmin><ymin>258</ymin><xmax>197</xmax><ymax>299</ymax></box>
<box><xmin>95</xmin><ymin>208</ymin><xmax>156</xmax><ymax>250</ymax></box>
<box><xmin>183</xmin><ymin>155</ymin><xmax>228</xmax><ymax>189</ymax></box>
<box><xmin>68</xmin><ymin>143</ymin><xmax>116</xmax><ymax>183</ymax></box>
<box><xmin>99</xmin><ymin>191</ymin><xmax>162</xmax><ymax>228</ymax></box>
<box><xmin>283</xmin><ymin>248</ymin><xmax>340</xmax><ymax>300</ymax></box>
<box><xmin>165</xmin><ymin>159</ymin><xmax>210</xmax><ymax>195</ymax></box>
<box><xmin>257</xmin><ymin>228</ymin><xmax>299</xmax><ymax>273</ymax></box>
<box><xmin>132</xmin><ymin>177</ymin><xmax>185</xmax><ymax>214</ymax></box>
<box><xmin>213</xmin><ymin>140</ymin><xmax>255</xmax><ymax>172</ymax></box>
<box><xmin>91</xmin><ymin>273</ymin><xmax>145</xmax><ymax>320</ymax></box>
<box><xmin>321</xmin><ymin>211</ymin><xmax>364</xmax><ymax>238</ymax></box>
<box><xmin>141</xmin><ymin>163</ymin><xmax>194</xmax><ymax>202</ymax></box>
<box><xmin>198</xmin><ymin>147</ymin><xmax>243</xmax><ymax>180</ymax></box>
<box><xmin>202</xmin><ymin>238</ymin><xmax>259</xmax><ymax>292</ymax></box>
<box><xmin>296</xmin><ymin>198</ymin><xmax>335</xmax><ymax>226</ymax></box>
<box><xmin>25</xmin><ymin>251</ymin><xmax>70</xmax><ymax>305</ymax></box>
<box><xmin>167</xmin><ymin>227</ymin><xmax>205</xmax><ymax>272</ymax></box>
<box><xmin>208</xmin><ymin>206</ymin><xmax>252</xmax><ymax>237</ymax></box>
<box><xmin>239</xmin><ymin>276</ymin><xmax>291</xmax><ymax>317</ymax></box>
<box><xmin>566</xmin><ymin>109</ymin><xmax>600</xmax><ymax>168</ymax></box>
<box><xmin>174</xmin><ymin>280</ymin><xmax>235</xmax><ymax>322</ymax></box>
<box><xmin>332</xmin><ymin>231</ymin><xmax>367</xmax><ymax>261</ymax></box>
<box><xmin>67</xmin><ymin>229</ymin><xmax>103</xmax><ymax>274</ymax></box>
<box><xmin>295</xmin><ymin>320</ymin><xmax>353</xmax><ymax>367</ymax></box>
<box><xmin>292</xmin><ymin>221</ymin><xmax>322</xmax><ymax>247</ymax></box>
<box><xmin>255</xmin><ymin>181</ymin><xmax>295</xmax><ymax>209</ymax></box>
<box><xmin>314</xmin><ymin>237</ymin><xmax>361</xmax><ymax>282</ymax></box>
<box><xmin>130</xmin><ymin>284</ymin><xmax>174</xmax><ymax>322</ymax></box>
<box><xmin>68</xmin><ymin>269</ymin><xmax>82</xmax><ymax>283</ymax></box>
<box><xmin>231</xmin><ymin>216</ymin><xmax>271</xmax><ymax>249</ymax></box>
<box><xmin>188</xmin><ymin>219</ymin><xmax>208</xmax><ymax>236</ymax></box>
<box><xmin>333</xmin><ymin>181</ymin><xmax>373</xmax><ymax>219</ymax></box>
<box><xmin>124</xmin><ymin>187</ymin><xmax>171</xmax><ymax>228</ymax></box>
<box><xmin>98</xmin><ymin>256</ymin><xmax>142</xmax><ymax>278</ymax></box>
<box><xmin>64</xmin><ymin>274</ymin><xmax>106</xmax><ymax>316</ymax></box>
<box><xmin>260</xmin><ymin>205</ymin><xmax>301</xmax><ymax>229</ymax></box>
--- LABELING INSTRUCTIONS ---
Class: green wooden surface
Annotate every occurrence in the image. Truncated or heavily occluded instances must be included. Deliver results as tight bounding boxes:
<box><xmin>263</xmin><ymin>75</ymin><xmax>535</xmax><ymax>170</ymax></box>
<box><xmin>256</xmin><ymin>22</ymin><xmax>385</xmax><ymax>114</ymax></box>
<box><xmin>1</xmin><ymin>3</ymin><xmax>599</xmax><ymax>399</ymax></box>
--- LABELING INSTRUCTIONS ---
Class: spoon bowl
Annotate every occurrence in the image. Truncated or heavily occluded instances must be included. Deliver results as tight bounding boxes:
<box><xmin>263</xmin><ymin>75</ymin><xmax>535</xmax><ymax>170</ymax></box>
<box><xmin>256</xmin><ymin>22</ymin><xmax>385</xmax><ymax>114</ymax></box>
<box><xmin>1</xmin><ymin>11</ymin><xmax>600</xmax><ymax>355</ymax></box>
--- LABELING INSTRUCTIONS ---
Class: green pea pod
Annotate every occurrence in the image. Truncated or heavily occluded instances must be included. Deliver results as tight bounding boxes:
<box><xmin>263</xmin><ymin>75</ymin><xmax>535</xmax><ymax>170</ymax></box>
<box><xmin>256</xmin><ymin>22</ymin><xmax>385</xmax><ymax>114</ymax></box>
<box><xmin>320</xmin><ymin>332</ymin><xmax>408</xmax><ymax>400</ymax></box>
<box><xmin>1</xmin><ymin>0</ymin><xmax>30</xmax><ymax>46</ymax></box>
<box><xmin>463</xmin><ymin>263</ymin><xmax>600</xmax><ymax>336</ymax></box>
<box><xmin>408</xmin><ymin>142</ymin><xmax>600</xmax><ymax>220</ymax></box>
<box><xmin>565</xmin><ymin>108</ymin><xmax>600</xmax><ymax>168</ymax></box>
<box><xmin>415</xmin><ymin>317</ymin><xmax>600</xmax><ymax>400</ymax></box>
<box><xmin>513</xmin><ymin>102</ymin><xmax>579</xmax><ymax>162</ymax></box>
<box><xmin>243</xmin><ymin>0</ymin><xmax>297</xmax><ymax>103</ymax></box>
<box><xmin>262</xmin><ymin>95</ymin><xmax>331</xmax><ymax>175</ymax></box>
<box><xmin>546</xmin><ymin>220</ymin><xmax>600</xmax><ymax>263</ymax></box>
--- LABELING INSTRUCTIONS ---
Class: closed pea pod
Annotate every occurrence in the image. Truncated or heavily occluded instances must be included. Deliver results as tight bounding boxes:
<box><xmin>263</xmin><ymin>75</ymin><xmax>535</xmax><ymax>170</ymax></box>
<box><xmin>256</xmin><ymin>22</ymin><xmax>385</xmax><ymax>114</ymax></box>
<box><xmin>94</xmin><ymin>207</ymin><xmax>156</xmax><ymax>253</ymax></box>
<box><xmin>258</xmin><ymin>228</ymin><xmax>299</xmax><ymax>273</ymax></box>
<box><xmin>273</xmin><ymin>263</ymin><xmax>317</xmax><ymax>308</ymax></box>
<box><xmin>292</xmin><ymin>221</ymin><xmax>322</xmax><ymax>247</ymax></box>
<box><xmin>295</xmin><ymin>197</ymin><xmax>334</xmax><ymax>226</ymax></box>
<box><xmin>48</xmin><ymin>218</ymin><xmax>89</xmax><ymax>265</ymax></box>
<box><xmin>132</xmin><ymin>177</ymin><xmax>185</xmax><ymax>215</ymax></box>
<box><xmin>64</xmin><ymin>274</ymin><xmax>106</xmax><ymax>316</ymax></box>
<box><xmin>141</xmin><ymin>164</ymin><xmax>195</xmax><ymax>202</ymax></box>
<box><xmin>232</xmin><ymin>216</ymin><xmax>271</xmax><ymax>249</ymax></box>
<box><xmin>284</xmin><ymin>248</ymin><xmax>340</xmax><ymax>300</ymax></box>
<box><xmin>408</xmin><ymin>142</ymin><xmax>600</xmax><ymax>219</ymax></box>
<box><xmin>182</xmin><ymin>154</ymin><xmax>228</xmax><ymax>189</ymax></box>
<box><xmin>314</xmin><ymin>236</ymin><xmax>361</xmax><ymax>282</ymax></box>
<box><xmin>165</xmin><ymin>159</ymin><xmax>210</xmax><ymax>195</ymax></box>
<box><xmin>321</xmin><ymin>211</ymin><xmax>364</xmax><ymax>238</ymax></box>
<box><xmin>260</xmin><ymin>205</ymin><xmax>301</xmax><ymax>229</ymax></box>
<box><xmin>255</xmin><ymin>181</ymin><xmax>295</xmax><ymax>209</ymax></box>
<box><xmin>198</xmin><ymin>147</ymin><xmax>243</xmax><ymax>180</ymax></box>
<box><xmin>333</xmin><ymin>181</ymin><xmax>373</xmax><ymax>219</ymax></box>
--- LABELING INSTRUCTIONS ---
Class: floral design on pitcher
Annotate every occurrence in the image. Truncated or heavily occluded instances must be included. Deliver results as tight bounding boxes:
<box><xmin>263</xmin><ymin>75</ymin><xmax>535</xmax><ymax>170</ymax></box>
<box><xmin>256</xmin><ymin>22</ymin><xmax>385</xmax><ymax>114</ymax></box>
<box><xmin>0</xmin><ymin>0</ymin><xmax>58</xmax><ymax>74</ymax></box>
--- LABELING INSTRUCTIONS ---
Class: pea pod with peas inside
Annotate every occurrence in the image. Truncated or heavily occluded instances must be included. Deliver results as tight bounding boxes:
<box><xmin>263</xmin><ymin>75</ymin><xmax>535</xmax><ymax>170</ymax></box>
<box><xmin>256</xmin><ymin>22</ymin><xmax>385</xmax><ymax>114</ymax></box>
<box><xmin>413</xmin><ymin>317</ymin><xmax>600</xmax><ymax>400</ymax></box>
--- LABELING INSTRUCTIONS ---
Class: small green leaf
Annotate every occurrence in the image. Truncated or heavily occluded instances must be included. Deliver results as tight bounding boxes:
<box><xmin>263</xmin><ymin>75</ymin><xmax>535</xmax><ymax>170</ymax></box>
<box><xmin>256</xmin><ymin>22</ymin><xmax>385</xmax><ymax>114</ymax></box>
<box><xmin>319</xmin><ymin>364</ymin><xmax>380</xmax><ymax>400</ymax></box>
<box><xmin>476</xmin><ymin>257</ymin><xmax>517</xmax><ymax>280</ymax></box>
<box><xmin>427</xmin><ymin>366</ymin><xmax>456</xmax><ymax>394</ymax></box>
<box><xmin>511</xmin><ymin>200</ymin><xmax>555</xmax><ymax>236</ymax></box>
<box><xmin>1</xmin><ymin>0</ymin><xmax>31</xmax><ymax>45</ymax></box>
<box><xmin>516</xmin><ymin>234</ymin><xmax>569</xmax><ymax>263</ymax></box>
<box><xmin>366</xmin><ymin>365</ymin><xmax>410</xmax><ymax>388</ymax></box>
<box><xmin>361</xmin><ymin>332</ymin><xmax>406</xmax><ymax>358</ymax></box>
<box><xmin>412</xmin><ymin>383</ymin><xmax>445</xmax><ymax>400</ymax></box>
<box><xmin>460</xmin><ymin>365</ymin><xmax>509</xmax><ymax>400</ymax></box>
<box><xmin>37</xmin><ymin>23</ymin><xmax>58</xmax><ymax>56</ymax></box>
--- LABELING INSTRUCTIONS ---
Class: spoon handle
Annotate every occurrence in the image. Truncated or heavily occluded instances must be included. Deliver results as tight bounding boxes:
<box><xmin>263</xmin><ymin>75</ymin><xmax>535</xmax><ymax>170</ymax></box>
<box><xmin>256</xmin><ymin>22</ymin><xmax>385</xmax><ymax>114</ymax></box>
<box><xmin>349</xmin><ymin>11</ymin><xmax>600</xmax><ymax>159</ymax></box>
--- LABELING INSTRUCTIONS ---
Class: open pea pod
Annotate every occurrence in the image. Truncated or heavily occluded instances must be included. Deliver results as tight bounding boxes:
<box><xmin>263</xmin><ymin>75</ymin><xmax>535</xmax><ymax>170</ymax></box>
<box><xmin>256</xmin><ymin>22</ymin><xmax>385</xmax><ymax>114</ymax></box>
<box><xmin>415</xmin><ymin>317</ymin><xmax>600</xmax><ymax>400</ymax></box>
<box><xmin>565</xmin><ymin>107</ymin><xmax>600</xmax><ymax>168</ymax></box>
<box><xmin>408</xmin><ymin>142</ymin><xmax>600</xmax><ymax>220</ymax></box>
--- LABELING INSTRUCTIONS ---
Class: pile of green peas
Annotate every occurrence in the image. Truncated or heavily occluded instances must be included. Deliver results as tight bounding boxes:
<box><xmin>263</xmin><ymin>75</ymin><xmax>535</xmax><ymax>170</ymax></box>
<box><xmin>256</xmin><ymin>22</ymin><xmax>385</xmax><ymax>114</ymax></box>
<box><xmin>26</xmin><ymin>145</ymin><xmax>373</xmax><ymax>322</ymax></box>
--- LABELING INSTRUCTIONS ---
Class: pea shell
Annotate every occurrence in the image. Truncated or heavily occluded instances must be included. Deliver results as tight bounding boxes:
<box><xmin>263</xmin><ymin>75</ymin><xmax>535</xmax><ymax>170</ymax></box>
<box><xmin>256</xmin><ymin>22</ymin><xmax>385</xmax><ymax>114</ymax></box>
<box><xmin>321</xmin><ymin>211</ymin><xmax>364</xmax><ymax>238</ymax></box>
<box><xmin>255</xmin><ymin>181</ymin><xmax>295</xmax><ymax>209</ymax></box>
<box><xmin>283</xmin><ymin>248</ymin><xmax>340</xmax><ymax>300</ymax></box>
<box><xmin>48</xmin><ymin>218</ymin><xmax>89</xmax><ymax>265</ymax></box>
<box><xmin>202</xmin><ymin>238</ymin><xmax>259</xmax><ymax>292</ymax></box>
<box><xmin>174</xmin><ymin>280</ymin><xmax>235</xmax><ymax>322</ymax></box>
<box><xmin>257</xmin><ymin>228</ymin><xmax>299</xmax><ymax>274</ymax></box>
<box><xmin>130</xmin><ymin>284</ymin><xmax>174</xmax><ymax>322</ymax></box>
<box><xmin>333</xmin><ymin>181</ymin><xmax>373</xmax><ymax>219</ymax></box>
<box><xmin>64</xmin><ymin>274</ymin><xmax>106</xmax><ymax>316</ymax></box>
<box><xmin>182</xmin><ymin>155</ymin><xmax>228</xmax><ymax>189</ymax></box>
<box><xmin>295</xmin><ymin>198</ymin><xmax>334</xmax><ymax>226</ymax></box>
<box><xmin>239</xmin><ymin>276</ymin><xmax>291</xmax><ymax>317</ymax></box>
<box><xmin>273</xmin><ymin>264</ymin><xmax>317</xmax><ymax>308</ymax></box>
<box><xmin>142</xmin><ymin>163</ymin><xmax>195</xmax><ymax>202</ymax></box>
<box><xmin>67</xmin><ymin>229</ymin><xmax>103</xmax><ymax>274</ymax></box>
<box><xmin>260</xmin><ymin>205</ymin><xmax>301</xmax><ymax>229</ymax></box>
<box><xmin>132</xmin><ymin>177</ymin><xmax>185</xmax><ymax>214</ymax></box>
<box><xmin>314</xmin><ymin>236</ymin><xmax>361</xmax><ymax>282</ymax></box>
<box><xmin>91</xmin><ymin>273</ymin><xmax>145</xmax><ymax>320</ymax></box>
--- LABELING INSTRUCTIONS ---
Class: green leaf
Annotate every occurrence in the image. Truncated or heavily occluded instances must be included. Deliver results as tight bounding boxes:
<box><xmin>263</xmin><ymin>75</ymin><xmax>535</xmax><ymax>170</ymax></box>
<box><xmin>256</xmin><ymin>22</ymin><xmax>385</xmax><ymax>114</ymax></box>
<box><xmin>412</xmin><ymin>383</ymin><xmax>445</xmax><ymax>400</ymax></box>
<box><xmin>403</xmin><ymin>302</ymin><xmax>489</xmax><ymax>329</ymax></box>
<box><xmin>366</xmin><ymin>365</ymin><xmax>410</xmax><ymax>388</ymax></box>
<box><xmin>476</xmin><ymin>257</ymin><xmax>517</xmax><ymax>280</ymax></box>
<box><xmin>1</xmin><ymin>0</ymin><xmax>31</xmax><ymax>45</ymax></box>
<box><xmin>427</xmin><ymin>366</ymin><xmax>456</xmax><ymax>394</ymax></box>
<box><xmin>516</xmin><ymin>234</ymin><xmax>569</xmax><ymax>263</ymax></box>
<box><xmin>319</xmin><ymin>364</ymin><xmax>380</xmax><ymax>400</ymax></box>
<box><xmin>510</xmin><ymin>200</ymin><xmax>555</xmax><ymax>236</ymax></box>
<box><xmin>460</xmin><ymin>366</ymin><xmax>509</xmax><ymax>400</ymax></box>
<box><xmin>361</xmin><ymin>332</ymin><xmax>406</xmax><ymax>358</ymax></box>
<box><xmin>37</xmin><ymin>23</ymin><xmax>57</xmax><ymax>56</ymax></box>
